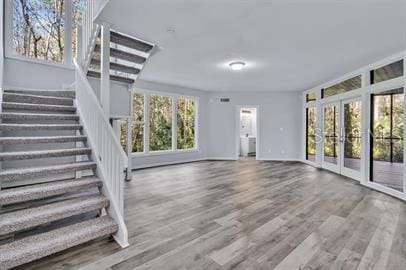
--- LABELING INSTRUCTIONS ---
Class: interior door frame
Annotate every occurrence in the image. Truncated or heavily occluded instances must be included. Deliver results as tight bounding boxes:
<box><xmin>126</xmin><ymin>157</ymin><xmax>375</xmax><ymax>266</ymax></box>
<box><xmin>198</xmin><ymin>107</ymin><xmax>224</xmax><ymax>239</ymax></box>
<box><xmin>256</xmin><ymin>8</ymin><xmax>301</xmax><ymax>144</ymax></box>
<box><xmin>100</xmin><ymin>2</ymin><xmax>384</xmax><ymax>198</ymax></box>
<box><xmin>340</xmin><ymin>97</ymin><xmax>362</xmax><ymax>181</ymax></box>
<box><xmin>235</xmin><ymin>105</ymin><xmax>260</xmax><ymax>160</ymax></box>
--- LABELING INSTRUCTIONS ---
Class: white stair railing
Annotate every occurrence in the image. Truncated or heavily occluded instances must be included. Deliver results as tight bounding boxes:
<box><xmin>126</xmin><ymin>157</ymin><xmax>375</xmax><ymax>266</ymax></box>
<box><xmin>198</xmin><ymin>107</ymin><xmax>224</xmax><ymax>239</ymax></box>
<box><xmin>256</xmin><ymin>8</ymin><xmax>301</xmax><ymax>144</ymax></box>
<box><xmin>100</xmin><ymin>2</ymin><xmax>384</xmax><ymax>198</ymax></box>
<box><xmin>74</xmin><ymin>61</ymin><xmax>129</xmax><ymax>248</ymax></box>
<box><xmin>78</xmin><ymin>0</ymin><xmax>109</xmax><ymax>72</ymax></box>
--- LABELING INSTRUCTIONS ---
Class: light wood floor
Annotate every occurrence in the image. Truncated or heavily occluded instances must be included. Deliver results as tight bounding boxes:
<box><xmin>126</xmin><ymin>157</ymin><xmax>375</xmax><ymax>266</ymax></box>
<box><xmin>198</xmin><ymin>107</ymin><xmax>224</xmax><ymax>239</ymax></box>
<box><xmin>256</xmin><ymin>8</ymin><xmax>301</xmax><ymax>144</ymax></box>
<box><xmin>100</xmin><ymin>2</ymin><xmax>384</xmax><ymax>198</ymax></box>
<box><xmin>17</xmin><ymin>159</ymin><xmax>406</xmax><ymax>270</ymax></box>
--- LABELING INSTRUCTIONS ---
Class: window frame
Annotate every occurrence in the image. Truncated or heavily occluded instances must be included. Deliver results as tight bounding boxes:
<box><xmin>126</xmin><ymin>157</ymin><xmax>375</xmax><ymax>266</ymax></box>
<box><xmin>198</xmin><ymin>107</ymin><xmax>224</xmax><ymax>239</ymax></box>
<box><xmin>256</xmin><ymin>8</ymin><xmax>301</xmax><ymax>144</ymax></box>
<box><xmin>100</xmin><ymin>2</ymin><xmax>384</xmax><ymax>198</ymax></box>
<box><xmin>4</xmin><ymin>0</ymin><xmax>75</xmax><ymax>68</ymax></box>
<box><xmin>129</xmin><ymin>89</ymin><xmax>199</xmax><ymax>157</ymax></box>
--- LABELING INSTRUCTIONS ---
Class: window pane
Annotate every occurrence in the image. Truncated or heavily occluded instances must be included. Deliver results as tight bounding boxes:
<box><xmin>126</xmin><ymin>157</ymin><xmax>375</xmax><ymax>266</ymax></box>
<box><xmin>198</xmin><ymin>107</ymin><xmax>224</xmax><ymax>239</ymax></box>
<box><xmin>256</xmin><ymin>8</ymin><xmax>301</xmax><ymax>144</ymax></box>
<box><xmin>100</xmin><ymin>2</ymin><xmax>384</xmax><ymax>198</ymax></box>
<box><xmin>371</xmin><ymin>88</ymin><xmax>404</xmax><ymax>192</ymax></box>
<box><xmin>371</xmin><ymin>60</ymin><xmax>404</xmax><ymax>84</ymax></box>
<box><xmin>306</xmin><ymin>92</ymin><xmax>316</xmax><ymax>102</ymax></box>
<box><xmin>72</xmin><ymin>0</ymin><xmax>86</xmax><ymax>59</ymax></box>
<box><xmin>343</xmin><ymin>101</ymin><xmax>362</xmax><ymax>171</ymax></box>
<box><xmin>132</xmin><ymin>93</ymin><xmax>144</xmax><ymax>121</ymax></box>
<box><xmin>322</xmin><ymin>75</ymin><xmax>362</xmax><ymax>98</ymax></box>
<box><xmin>120</xmin><ymin>119</ymin><xmax>128</xmax><ymax>153</ymax></box>
<box><xmin>13</xmin><ymin>0</ymin><xmax>65</xmax><ymax>62</ymax></box>
<box><xmin>306</xmin><ymin>107</ymin><xmax>317</xmax><ymax>162</ymax></box>
<box><xmin>149</xmin><ymin>95</ymin><xmax>172</xmax><ymax>151</ymax></box>
<box><xmin>177</xmin><ymin>98</ymin><xmax>196</xmax><ymax>149</ymax></box>
<box><xmin>132</xmin><ymin>124</ymin><xmax>144</xmax><ymax>153</ymax></box>
<box><xmin>324</xmin><ymin>105</ymin><xmax>339</xmax><ymax>164</ymax></box>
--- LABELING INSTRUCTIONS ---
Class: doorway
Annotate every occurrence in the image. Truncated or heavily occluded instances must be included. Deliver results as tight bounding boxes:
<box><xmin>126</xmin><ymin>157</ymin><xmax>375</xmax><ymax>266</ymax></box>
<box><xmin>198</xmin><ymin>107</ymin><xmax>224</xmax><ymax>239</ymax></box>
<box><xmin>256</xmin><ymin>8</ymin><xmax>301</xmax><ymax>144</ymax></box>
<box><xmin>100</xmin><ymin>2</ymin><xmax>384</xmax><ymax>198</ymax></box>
<box><xmin>322</xmin><ymin>98</ymin><xmax>362</xmax><ymax>180</ymax></box>
<box><xmin>236</xmin><ymin>106</ymin><xmax>259</xmax><ymax>160</ymax></box>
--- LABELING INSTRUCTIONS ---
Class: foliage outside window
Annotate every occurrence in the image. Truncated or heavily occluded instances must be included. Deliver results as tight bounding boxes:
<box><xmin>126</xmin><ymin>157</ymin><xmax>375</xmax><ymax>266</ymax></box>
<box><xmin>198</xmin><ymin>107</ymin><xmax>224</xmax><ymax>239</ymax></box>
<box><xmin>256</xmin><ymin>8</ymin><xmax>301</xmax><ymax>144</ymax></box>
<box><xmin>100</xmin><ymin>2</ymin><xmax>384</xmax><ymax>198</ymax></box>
<box><xmin>371</xmin><ymin>88</ymin><xmax>404</xmax><ymax>163</ymax></box>
<box><xmin>322</xmin><ymin>75</ymin><xmax>362</xmax><ymax>98</ymax></box>
<box><xmin>12</xmin><ymin>0</ymin><xmax>85</xmax><ymax>63</ymax></box>
<box><xmin>371</xmin><ymin>60</ymin><xmax>404</xmax><ymax>85</ymax></box>
<box><xmin>149</xmin><ymin>95</ymin><xmax>173</xmax><ymax>151</ymax></box>
<box><xmin>343</xmin><ymin>101</ymin><xmax>362</xmax><ymax>161</ymax></box>
<box><xmin>324</xmin><ymin>105</ymin><xmax>339</xmax><ymax>162</ymax></box>
<box><xmin>132</xmin><ymin>93</ymin><xmax>145</xmax><ymax>153</ymax></box>
<box><xmin>306</xmin><ymin>107</ymin><xmax>317</xmax><ymax>162</ymax></box>
<box><xmin>177</xmin><ymin>98</ymin><xmax>196</xmax><ymax>149</ymax></box>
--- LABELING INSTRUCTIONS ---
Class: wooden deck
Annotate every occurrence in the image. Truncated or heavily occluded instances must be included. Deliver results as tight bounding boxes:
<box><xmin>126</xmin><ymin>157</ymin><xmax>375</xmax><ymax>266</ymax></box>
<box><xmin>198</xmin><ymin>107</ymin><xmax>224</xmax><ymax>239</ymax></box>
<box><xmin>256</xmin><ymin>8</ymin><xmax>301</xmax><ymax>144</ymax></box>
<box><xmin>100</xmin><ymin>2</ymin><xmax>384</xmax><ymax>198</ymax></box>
<box><xmin>17</xmin><ymin>159</ymin><xmax>406</xmax><ymax>269</ymax></box>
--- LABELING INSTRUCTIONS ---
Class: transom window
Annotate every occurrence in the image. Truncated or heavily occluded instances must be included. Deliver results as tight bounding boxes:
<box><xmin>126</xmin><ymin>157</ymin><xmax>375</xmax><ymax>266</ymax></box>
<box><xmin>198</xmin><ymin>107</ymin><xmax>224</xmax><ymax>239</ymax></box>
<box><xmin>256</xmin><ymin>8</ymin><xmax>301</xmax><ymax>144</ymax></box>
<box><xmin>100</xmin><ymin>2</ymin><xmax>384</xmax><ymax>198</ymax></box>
<box><xmin>370</xmin><ymin>60</ymin><xmax>404</xmax><ymax>85</ymax></box>
<box><xmin>306</xmin><ymin>91</ymin><xmax>316</xmax><ymax>102</ymax></box>
<box><xmin>322</xmin><ymin>75</ymin><xmax>362</xmax><ymax>98</ymax></box>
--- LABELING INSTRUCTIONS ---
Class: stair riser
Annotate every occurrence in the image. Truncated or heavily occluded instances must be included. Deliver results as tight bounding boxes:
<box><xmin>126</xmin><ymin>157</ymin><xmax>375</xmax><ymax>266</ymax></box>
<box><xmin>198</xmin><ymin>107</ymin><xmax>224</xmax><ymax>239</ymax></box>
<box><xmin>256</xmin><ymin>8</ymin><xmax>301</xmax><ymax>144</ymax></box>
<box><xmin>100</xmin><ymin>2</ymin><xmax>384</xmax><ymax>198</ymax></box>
<box><xmin>0</xmin><ymin>198</ymin><xmax>109</xmax><ymax>236</ymax></box>
<box><xmin>5</xmin><ymin>90</ymin><xmax>75</xmax><ymax>98</ymax></box>
<box><xmin>0</xmin><ymin>125</ymin><xmax>83</xmax><ymax>131</ymax></box>
<box><xmin>0</xmin><ymin>217</ymin><xmax>118</xmax><ymax>270</ymax></box>
<box><xmin>0</xmin><ymin>179</ymin><xmax>103</xmax><ymax>206</ymax></box>
<box><xmin>0</xmin><ymin>136</ymin><xmax>87</xmax><ymax>145</ymax></box>
<box><xmin>94</xmin><ymin>44</ymin><xmax>147</xmax><ymax>64</ymax></box>
<box><xmin>2</xmin><ymin>103</ymin><xmax>76</xmax><ymax>113</ymax></box>
<box><xmin>110</xmin><ymin>31</ymin><xmax>153</xmax><ymax>53</ymax></box>
<box><xmin>0</xmin><ymin>114</ymin><xmax>79</xmax><ymax>121</ymax></box>
<box><xmin>0</xmin><ymin>149</ymin><xmax>91</xmax><ymax>161</ymax></box>
<box><xmin>0</xmin><ymin>164</ymin><xmax>97</xmax><ymax>182</ymax></box>
<box><xmin>4</xmin><ymin>94</ymin><xmax>74</xmax><ymax>106</ymax></box>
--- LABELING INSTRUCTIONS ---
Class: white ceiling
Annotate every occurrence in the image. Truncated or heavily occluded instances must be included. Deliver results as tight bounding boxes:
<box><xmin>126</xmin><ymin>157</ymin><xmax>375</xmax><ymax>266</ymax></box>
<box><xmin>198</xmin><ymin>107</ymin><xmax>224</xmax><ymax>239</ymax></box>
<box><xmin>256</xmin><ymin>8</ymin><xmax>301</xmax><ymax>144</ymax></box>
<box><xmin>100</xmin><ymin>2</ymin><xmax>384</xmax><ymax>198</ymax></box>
<box><xmin>101</xmin><ymin>0</ymin><xmax>406</xmax><ymax>92</ymax></box>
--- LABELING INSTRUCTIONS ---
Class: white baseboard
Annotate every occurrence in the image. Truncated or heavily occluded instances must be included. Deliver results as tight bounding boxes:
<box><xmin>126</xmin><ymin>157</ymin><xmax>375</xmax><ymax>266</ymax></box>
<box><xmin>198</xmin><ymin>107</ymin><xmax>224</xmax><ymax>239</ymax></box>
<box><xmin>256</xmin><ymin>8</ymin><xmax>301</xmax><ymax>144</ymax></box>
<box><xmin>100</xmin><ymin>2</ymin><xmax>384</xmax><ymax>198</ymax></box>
<box><xmin>256</xmin><ymin>157</ymin><xmax>301</xmax><ymax>162</ymax></box>
<box><xmin>132</xmin><ymin>157</ymin><xmax>207</xmax><ymax>170</ymax></box>
<box><xmin>206</xmin><ymin>157</ymin><xmax>238</xmax><ymax>161</ymax></box>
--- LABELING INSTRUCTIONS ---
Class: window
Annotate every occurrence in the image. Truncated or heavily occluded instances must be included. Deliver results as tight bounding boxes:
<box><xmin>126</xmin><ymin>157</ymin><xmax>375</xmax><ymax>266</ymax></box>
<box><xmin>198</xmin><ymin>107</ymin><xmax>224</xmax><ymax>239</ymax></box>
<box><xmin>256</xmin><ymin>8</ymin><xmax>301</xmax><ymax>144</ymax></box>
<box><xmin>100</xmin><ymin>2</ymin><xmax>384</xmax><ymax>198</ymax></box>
<box><xmin>370</xmin><ymin>60</ymin><xmax>404</xmax><ymax>84</ymax></box>
<box><xmin>149</xmin><ymin>95</ymin><xmax>173</xmax><ymax>151</ymax></box>
<box><xmin>11</xmin><ymin>0</ymin><xmax>85</xmax><ymax>63</ymax></box>
<box><xmin>122</xmin><ymin>92</ymin><xmax>198</xmax><ymax>154</ymax></box>
<box><xmin>132</xmin><ymin>93</ymin><xmax>145</xmax><ymax>153</ymax></box>
<box><xmin>306</xmin><ymin>107</ymin><xmax>317</xmax><ymax>162</ymax></box>
<box><xmin>177</xmin><ymin>98</ymin><xmax>196</xmax><ymax>149</ymax></box>
<box><xmin>322</xmin><ymin>75</ymin><xmax>362</xmax><ymax>98</ymax></box>
<box><xmin>370</xmin><ymin>88</ymin><xmax>404</xmax><ymax>192</ymax></box>
<box><xmin>306</xmin><ymin>92</ymin><xmax>316</xmax><ymax>102</ymax></box>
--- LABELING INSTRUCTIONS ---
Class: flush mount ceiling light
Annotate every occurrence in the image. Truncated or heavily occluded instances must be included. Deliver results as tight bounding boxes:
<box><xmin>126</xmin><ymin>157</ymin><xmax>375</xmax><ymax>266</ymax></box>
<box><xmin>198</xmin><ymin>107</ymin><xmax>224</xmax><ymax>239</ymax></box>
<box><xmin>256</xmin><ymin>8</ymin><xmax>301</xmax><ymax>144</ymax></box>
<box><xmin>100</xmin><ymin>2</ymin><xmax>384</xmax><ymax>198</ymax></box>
<box><xmin>229</xmin><ymin>61</ymin><xmax>246</xmax><ymax>71</ymax></box>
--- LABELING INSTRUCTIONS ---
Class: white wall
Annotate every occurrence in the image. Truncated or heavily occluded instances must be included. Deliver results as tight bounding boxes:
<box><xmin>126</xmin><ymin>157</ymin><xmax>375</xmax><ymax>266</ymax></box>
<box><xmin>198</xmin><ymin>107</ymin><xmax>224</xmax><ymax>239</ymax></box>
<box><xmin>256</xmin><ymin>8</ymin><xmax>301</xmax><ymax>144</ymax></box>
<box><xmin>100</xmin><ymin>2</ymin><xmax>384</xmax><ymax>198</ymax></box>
<box><xmin>88</xmin><ymin>77</ymin><xmax>131</xmax><ymax>116</ymax></box>
<box><xmin>207</xmin><ymin>92</ymin><xmax>302</xmax><ymax>160</ymax></box>
<box><xmin>131</xmin><ymin>80</ymin><xmax>209</xmax><ymax>169</ymax></box>
<box><xmin>0</xmin><ymin>0</ymin><xmax>4</xmax><ymax>89</ymax></box>
<box><xmin>3</xmin><ymin>58</ymin><xmax>75</xmax><ymax>89</ymax></box>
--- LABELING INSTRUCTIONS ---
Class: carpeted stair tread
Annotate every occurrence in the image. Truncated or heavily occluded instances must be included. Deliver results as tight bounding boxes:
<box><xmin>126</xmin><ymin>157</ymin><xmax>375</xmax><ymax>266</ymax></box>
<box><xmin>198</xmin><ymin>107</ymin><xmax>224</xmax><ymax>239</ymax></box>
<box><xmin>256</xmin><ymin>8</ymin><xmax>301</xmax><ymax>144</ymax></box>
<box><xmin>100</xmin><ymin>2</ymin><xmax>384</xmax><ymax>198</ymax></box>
<box><xmin>0</xmin><ymin>112</ymin><xmax>80</xmax><ymax>121</ymax></box>
<box><xmin>3</xmin><ymin>92</ymin><xmax>74</xmax><ymax>106</ymax></box>
<box><xmin>0</xmin><ymin>177</ymin><xmax>102</xmax><ymax>205</ymax></box>
<box><xmin>0</xmin><ymin>147</ymin><xmax>91</xmax><ymax>161</ymax></box>
<box><xmin>4</xmin><ymin>89</ymin><xmax>75</xmax><ymax>98</ymax></box>
<box><xmin>0</xmin><ymin>161</ymin><xmax>97</xmax><ymax>182</ymax></box>
<box><xmin>2</xmin><ymin>102</ymin><xmax>76</xmax><ymax>112</ymax></box>
<box><xmin>0</xmin><ymin>195</ymin><xmax>109</xmax><ymax>236</ymax></box>
<box><xmin>0</xmin><ymin>123</ymin><xmax>83</xmax><ymax>131</ymax></box>
<box><xmin>0</xmin><ymin>135</ymin><xmax>87</xmax><ymax>145</ymax></box>
<box><xmin>0</xmin><ymin>216</ymin><xmax>117</xmax><ymax>269</ymax></box>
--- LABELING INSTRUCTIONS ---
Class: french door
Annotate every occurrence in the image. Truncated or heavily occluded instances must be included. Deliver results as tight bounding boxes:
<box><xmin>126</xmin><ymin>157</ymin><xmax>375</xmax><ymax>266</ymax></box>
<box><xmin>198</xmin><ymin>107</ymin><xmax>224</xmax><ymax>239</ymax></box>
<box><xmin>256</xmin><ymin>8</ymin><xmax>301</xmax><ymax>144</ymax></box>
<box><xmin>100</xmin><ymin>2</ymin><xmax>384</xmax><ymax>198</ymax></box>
<box><xmin>322</xmin><ymin>98</ymin><xmax>362</xmax><ymax>180</ymax></box>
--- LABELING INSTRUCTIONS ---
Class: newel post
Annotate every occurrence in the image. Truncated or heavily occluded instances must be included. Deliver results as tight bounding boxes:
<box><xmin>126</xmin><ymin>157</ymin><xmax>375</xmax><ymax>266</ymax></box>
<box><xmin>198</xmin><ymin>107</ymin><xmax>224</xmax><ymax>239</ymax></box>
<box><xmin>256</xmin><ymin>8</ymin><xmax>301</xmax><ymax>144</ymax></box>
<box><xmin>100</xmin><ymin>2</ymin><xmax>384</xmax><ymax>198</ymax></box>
<box><xmin>100</xmin><ymin>22</ymin><xmax>111</xmax><ymax>118</ymax></box>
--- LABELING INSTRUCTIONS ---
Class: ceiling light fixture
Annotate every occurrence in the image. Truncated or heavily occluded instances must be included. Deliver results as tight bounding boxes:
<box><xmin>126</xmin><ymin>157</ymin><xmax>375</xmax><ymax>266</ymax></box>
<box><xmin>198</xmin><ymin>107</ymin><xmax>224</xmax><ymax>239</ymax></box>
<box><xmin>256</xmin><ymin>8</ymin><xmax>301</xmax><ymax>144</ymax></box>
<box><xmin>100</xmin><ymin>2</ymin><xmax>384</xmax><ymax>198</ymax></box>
<box><xmin>229</xmin><ymin>61</ymin><xmax>246</xmax><ymax>71</ymax></box>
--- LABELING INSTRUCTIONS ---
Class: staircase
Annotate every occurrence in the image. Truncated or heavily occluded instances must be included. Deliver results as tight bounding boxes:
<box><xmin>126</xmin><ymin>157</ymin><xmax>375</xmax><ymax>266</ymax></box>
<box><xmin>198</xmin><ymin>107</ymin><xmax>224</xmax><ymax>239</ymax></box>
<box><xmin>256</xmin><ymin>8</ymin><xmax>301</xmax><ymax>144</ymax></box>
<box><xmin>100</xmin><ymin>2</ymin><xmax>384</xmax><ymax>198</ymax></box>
<box><xmin>0</xmin><ymin>89</ymin><xmax>119</xmax><ymax>269</ymax></box>
<box><xmin>87</xmin><ymin>30</ymin><xmax>155</xmax><ymax>84</ymax></box>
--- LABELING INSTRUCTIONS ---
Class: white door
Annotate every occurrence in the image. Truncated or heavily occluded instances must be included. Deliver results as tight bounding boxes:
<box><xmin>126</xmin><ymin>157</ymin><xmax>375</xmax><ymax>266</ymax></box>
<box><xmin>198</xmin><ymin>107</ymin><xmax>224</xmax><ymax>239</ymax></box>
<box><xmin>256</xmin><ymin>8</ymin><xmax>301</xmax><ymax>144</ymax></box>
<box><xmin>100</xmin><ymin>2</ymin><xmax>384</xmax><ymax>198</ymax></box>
<box><xmin>322</xmin><ymin>98</ymin><xmax>362</xmax><ymax>180</ymax></box>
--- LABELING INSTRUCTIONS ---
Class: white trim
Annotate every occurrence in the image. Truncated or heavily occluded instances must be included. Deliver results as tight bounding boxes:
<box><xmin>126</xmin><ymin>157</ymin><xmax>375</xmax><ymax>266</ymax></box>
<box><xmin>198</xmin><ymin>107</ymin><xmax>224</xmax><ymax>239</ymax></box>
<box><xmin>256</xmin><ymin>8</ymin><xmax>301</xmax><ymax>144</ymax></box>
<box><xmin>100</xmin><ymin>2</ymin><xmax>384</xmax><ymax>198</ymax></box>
<box><xmin>256</xmin><ymin>158</ymin><xmax>301</xmax><ymax>162</ymax></box>
<box><xmin>5</xmin><ymin>55</ymin><xmax>75</xmax><ymax>70</ymax></box>
<box><xmin>132</xmin><ymin>148</ymin><xmax>199</xmax><ymax>157</ymax></box>
<box><xmin>132</xmin><ymin>158</ymin><xmax>207</xmax><ymax>170</ymax></box>
<box><xmin>235</xmin><ymin>105</ymin><xmax>260</xmax><ymax>160</ymax></box>
<box><xmin>207</xmin><ymin>157</ymin><xmax>239</xmax><ymax>161</ymax></box>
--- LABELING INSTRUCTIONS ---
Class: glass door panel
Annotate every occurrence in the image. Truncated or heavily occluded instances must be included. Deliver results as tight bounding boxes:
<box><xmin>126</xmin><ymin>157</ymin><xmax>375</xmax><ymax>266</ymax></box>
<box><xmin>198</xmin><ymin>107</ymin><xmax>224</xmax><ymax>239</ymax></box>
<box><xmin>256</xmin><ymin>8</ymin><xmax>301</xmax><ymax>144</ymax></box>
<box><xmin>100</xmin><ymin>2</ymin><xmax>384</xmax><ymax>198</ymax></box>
<box><xmin>341</xmin><ymin>99</ymin><xmax>362</xmax><ymax>179</ymax></box>
<box><xmin>370</xmin><ymin>88</ymin><xmax>404</xmax><ymax>192</ymax></box>
<box><xmin>322</xmin><ymin>103</ymin><xmax>340</xmax><ymax>173</ymax></box>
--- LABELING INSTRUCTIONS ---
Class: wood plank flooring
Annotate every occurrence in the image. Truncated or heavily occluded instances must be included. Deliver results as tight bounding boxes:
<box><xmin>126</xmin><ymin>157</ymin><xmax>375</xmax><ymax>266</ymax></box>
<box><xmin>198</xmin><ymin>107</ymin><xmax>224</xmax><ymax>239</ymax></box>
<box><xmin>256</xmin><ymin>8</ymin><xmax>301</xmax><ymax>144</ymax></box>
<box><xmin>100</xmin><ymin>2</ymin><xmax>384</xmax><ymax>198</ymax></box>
<box><xmin>16</xmin><ymin>159</ymin><xmax>406</xmax><ymax>270</ymax></box>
